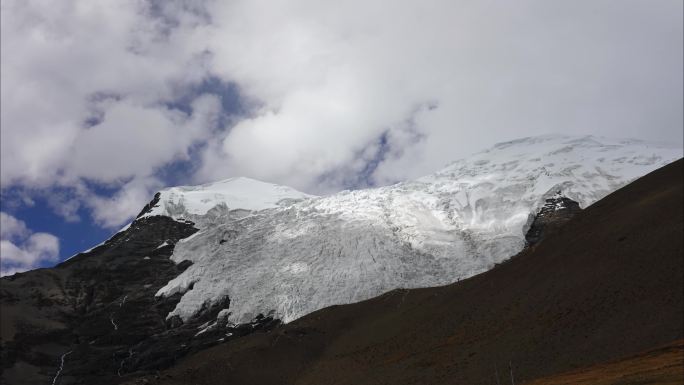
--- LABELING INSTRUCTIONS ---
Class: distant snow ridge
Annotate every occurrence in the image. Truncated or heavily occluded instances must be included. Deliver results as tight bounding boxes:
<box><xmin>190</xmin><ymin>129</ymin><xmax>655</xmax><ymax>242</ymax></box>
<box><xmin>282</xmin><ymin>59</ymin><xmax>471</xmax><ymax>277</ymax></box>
<box><xmin>153</xmin><ymin>135</ymin><xmax>682</xmax><ymax>325</ymax></box>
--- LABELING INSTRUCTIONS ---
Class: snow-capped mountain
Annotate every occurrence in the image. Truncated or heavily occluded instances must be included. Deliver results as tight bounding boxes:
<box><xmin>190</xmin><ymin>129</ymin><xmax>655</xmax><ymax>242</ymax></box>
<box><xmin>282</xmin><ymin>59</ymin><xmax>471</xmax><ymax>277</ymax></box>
<box><xmin>147</xmin><ymin>135</ymin><xmax>682</xmax><ymax>325</ymax></box>
<box><xmin>3</xmin><ymin>135</ymin><xmax>681</xmax><ymax>384</ymax></box>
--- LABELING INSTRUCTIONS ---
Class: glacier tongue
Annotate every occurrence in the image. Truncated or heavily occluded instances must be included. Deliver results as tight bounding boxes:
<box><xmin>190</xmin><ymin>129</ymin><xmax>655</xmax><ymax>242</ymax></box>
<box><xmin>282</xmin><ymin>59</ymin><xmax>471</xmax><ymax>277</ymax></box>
<box><xmin>154</xmin><ymin>135</ymin><xmax>682</xmax><ymax>325</ymax></box>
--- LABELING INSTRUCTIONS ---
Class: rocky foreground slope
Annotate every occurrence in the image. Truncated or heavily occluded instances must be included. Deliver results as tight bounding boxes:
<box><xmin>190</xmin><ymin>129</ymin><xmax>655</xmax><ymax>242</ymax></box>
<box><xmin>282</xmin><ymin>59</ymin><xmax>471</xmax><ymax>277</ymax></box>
<box><xmin>0</xmin><ymin>135</ymin><xmax>680</xmax><ymax>384</ymax></box>
<box><xmin>128</xmin><ymin>159</ymin><xmax>684</xmax><ymax>385</ymax></box>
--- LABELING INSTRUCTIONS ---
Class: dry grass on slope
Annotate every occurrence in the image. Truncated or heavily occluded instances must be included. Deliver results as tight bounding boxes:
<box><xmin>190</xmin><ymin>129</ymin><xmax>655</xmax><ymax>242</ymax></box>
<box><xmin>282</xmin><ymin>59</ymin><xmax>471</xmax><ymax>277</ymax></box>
<box><xmin>523</xmin><ymin>340</ymin><xmax>684</xmax><ymax>385</ymax></box>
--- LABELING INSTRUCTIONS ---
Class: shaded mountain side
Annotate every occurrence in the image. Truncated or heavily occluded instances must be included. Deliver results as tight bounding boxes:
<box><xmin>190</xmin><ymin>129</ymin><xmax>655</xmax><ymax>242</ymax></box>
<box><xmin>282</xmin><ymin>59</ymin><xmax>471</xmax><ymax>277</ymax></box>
<box><xmin>129</xmin><ymin>158</ymin><xmax>684</xmax><ymax>385</ymax></box>
<box><xmin>0</xmin><ymin>216</ymin><xmax>278</xmax><ymax>385</ymax></box>
<box><xmin>521</xmin><ymin>339</ymin><xmax>683</xmax><ymax>385</ymax></box>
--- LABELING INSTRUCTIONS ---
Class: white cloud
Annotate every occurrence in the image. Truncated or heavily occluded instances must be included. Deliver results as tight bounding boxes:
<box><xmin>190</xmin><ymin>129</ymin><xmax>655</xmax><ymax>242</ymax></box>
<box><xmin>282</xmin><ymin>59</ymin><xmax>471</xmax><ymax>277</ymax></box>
<box><xmin>1</xmin><ymin>0</ymin><xmax>221</xmax><ymax>225</ymax></box>
<box><xmin>66</xmin><ymin>94</ymin><xmax>221</xmax><ymax>182</ymax></box>
<box><xmin>0</xmin><ymin>212</ymin><xmax>30</xmax><ymax>240</ymax></box>
<box><xmin>45</xmin><ymin>192</ymin><xmax>82</xmax><ymax>223</ymax></box>
<box><xmin>0</xmin><ymin>212</ymin><xmax>60</xmax><ymax>276</ymax></box>
<box><xmin>196</xmin><ymin>0</ymin><xmax>684</xmax><ymax>191</ymax></box>
<box><xmin>1</xmin><ymin>0</ymin><xmax>682</xmax><ymax>226</ymax></box>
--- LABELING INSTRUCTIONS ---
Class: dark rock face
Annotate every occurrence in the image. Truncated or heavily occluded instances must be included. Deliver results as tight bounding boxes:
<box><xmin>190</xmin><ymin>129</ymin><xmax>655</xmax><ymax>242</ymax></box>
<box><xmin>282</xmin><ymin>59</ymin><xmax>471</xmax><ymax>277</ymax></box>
<box><xmin>0</xmin><ymin>215</ymin><xmax>279</xmax><ymax>385</ymax></box>
<box><xmin>134</xmin><ymin>193</ymin><xmax>161</xmax><ymax>219</ymax></box>
<box><xmin>525</xmin><ymin>193</ymin><xmax>582</xmax><ymax>246</ymax></box>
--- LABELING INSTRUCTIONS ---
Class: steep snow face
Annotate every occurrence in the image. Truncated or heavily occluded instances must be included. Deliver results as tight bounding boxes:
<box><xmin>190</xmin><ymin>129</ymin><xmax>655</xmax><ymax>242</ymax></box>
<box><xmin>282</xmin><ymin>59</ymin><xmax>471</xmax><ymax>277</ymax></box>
<box><xmin>154</xmin><ymin>135</ymin><xmax>682</xmax><ymax>325</ymax></box>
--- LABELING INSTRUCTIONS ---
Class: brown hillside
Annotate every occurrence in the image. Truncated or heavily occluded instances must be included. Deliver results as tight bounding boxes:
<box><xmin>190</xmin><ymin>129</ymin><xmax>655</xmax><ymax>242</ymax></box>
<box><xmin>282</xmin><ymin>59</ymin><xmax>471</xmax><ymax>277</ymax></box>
<box><xmin>522</xmin><ymin>339</ymin><xmax>684</xmax><ymax>385</ymax></box>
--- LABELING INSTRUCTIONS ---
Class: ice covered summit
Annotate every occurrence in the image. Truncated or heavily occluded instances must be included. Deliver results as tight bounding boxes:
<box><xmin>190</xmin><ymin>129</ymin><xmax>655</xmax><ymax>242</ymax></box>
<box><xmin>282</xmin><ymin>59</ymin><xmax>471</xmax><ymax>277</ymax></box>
<box><xmin>147</xmin><ymin>135</ymin><xmax>682</xmax><ymax>325</ymax></box>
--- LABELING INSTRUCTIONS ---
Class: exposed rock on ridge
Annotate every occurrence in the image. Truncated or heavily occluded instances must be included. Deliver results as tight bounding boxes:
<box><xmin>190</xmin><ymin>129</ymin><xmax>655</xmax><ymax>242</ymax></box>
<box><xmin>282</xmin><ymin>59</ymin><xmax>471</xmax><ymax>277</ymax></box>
<box><xmin>525</xmin><ymin>193</ymin><xmax>582</xmax><ymax>246</ymax></box>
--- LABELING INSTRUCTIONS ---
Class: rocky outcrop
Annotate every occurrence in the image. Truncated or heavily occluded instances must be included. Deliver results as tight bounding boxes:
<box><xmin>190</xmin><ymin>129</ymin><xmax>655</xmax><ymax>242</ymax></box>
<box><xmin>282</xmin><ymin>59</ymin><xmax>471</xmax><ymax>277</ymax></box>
<box><xmin>525</xmin><ymin>193</ymin><xmax>582</xmax><ymax>246</ymax></box>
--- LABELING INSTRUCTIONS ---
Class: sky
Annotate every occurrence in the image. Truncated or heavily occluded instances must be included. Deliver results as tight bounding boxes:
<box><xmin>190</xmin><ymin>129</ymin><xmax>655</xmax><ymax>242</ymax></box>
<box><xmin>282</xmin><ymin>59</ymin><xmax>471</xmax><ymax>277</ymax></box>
<box><xmin>1</xmin><ymin>0</ymin><xmax>682</xmax><ymax>275</ymax></box>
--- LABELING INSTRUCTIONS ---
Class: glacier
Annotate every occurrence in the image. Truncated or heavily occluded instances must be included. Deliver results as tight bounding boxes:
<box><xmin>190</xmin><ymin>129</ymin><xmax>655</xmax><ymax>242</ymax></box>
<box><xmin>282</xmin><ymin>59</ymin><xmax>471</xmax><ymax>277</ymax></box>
<box><xmin>147</xmin><ymin>135</ymin><xmax>682</xmax><ymax>325</ymax></box>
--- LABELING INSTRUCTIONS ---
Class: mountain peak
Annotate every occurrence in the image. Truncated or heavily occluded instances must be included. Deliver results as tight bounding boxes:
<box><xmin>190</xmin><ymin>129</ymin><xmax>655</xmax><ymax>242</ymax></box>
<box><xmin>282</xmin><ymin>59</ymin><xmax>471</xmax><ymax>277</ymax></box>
<box><xmin>140</xmin><ymin>176</ymin><xmax>315</xmax><ymax>220</ymax></box>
